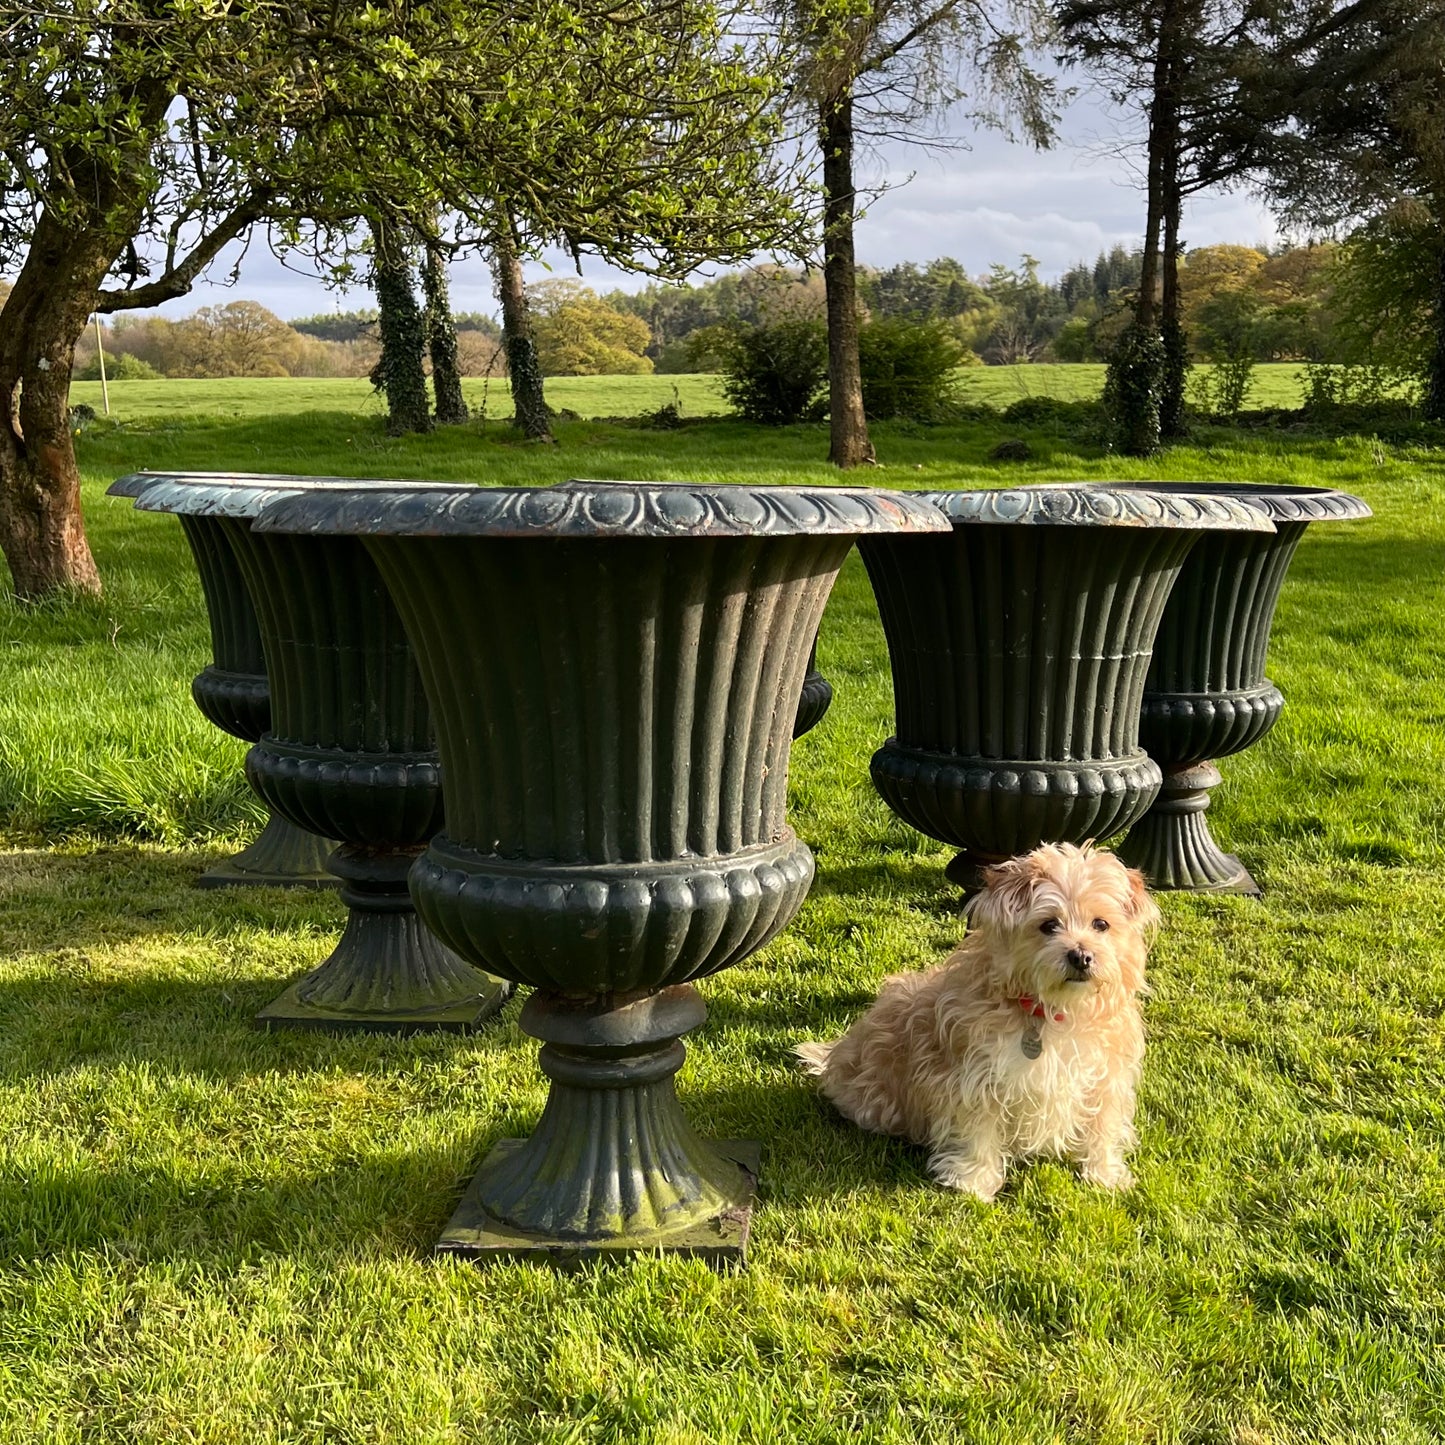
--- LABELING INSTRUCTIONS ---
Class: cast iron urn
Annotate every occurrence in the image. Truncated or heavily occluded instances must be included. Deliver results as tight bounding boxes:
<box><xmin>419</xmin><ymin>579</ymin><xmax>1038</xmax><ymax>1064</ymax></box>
<box><xmin>132</xmin><ymin>473</ymin><xmax>512</xmax><ymax>1033</ymax></box>
<box><xmin>1110</xmin><ymin>482</ymin><xmax>1371</xmax><ymax>894</ymax></box>
<box><xmin>108</xmin><ymin>471</ymin><xmax>336</xmax><ymax>888</ymax></box>
<box><xmin>857</xmin><ymin>485</ymin><xmax>1274</xmax><ymax>889</ymax></box>
<box><xmin>253</xmin><ymin>479</ymin><xmax>947</xmax><ymax>1263</ymax></box>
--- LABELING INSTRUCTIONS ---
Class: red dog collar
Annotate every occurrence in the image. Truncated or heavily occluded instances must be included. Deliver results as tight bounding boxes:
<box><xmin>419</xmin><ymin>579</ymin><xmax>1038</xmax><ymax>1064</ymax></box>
<box><xmin>1017</xmin><ymin>995</ymin><xmax>1067</xmax><ymax>1024</ymax></box>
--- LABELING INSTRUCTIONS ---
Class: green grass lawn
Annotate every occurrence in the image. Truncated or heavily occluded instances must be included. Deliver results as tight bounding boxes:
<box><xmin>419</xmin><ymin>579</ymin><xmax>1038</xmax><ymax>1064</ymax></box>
<box><xmin>2</xmin><ymin>384</ymin><xmax>1443</xmax><ymax>1441</ymax></box>
<box><xmin>67</xmin><ymin>361</ymin><xmax>1317</xmax><ymax>427</ymax></box>
<box><xmin>950</xmin><ymin>362</ymin><xmax>1312</xmax><ymax>410</ymax></box>
<box><xmin>68</xmin><ymin>373</ymin><xmax>732</xmax><ymax>423</ymax></box>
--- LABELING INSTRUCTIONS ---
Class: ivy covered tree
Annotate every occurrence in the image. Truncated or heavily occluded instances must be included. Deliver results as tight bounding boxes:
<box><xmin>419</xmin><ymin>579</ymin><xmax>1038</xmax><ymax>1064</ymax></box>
<box><xmin>0</xmin><ymin>0</ymin><xmax>799</xmax><ymax>599</ymax></box>
<box><xmin>368</xmin><ymin>216</ymin><xmax>433</xmax><ymax>436</ymax></box>
<box><xmin>421</xmin><ymin>231</ymin><xmax>470</xmax><ymax>427</ymax></box>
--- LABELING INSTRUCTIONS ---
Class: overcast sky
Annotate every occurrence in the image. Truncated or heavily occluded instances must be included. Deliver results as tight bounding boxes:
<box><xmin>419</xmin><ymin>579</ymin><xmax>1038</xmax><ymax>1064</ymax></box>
<box><xmin>141</xmin><ymin>81</ymin><xmax>1281</xmax><ymax>322</ymax></box>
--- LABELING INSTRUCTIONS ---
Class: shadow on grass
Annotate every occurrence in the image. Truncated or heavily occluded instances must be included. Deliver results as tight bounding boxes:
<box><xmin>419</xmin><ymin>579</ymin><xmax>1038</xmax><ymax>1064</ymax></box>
<box><xmin>0</xmin><ymin>1139</ymin><xmax>475</xmax><ymax>1266</ymax></box>
<box><xmin>0</xmin><ymin>962</ymin><xmax>524</xmax><ymax>1084</ymax></box>
<box><xmin>0</xmin><ymin>846</ymin><xmax>342</xmax><ymax>952</ymax></box>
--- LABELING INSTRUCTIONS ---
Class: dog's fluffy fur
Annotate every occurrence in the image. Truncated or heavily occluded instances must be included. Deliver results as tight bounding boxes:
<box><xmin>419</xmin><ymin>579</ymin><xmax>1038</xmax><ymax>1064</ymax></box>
<box><xmin>797</xmin><ymin>843</ymin><xmax>1159</xmax><ymax>1201</ymax></box>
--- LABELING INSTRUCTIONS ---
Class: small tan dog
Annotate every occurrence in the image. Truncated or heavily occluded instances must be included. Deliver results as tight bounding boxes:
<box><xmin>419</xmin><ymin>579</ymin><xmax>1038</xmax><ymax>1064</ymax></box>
<box><xmin>797</xmin><ymin>843</ymin><xmax>1159</xmax><ymax>1201</ymax></box>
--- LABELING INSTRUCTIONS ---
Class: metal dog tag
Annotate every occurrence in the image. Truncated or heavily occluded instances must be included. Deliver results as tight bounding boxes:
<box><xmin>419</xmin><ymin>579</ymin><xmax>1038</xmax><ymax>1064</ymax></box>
<box><xmin>1021</xmin><ymin>1023</ymin><xmax>1043</xmax><ymax>1059</ymax></box>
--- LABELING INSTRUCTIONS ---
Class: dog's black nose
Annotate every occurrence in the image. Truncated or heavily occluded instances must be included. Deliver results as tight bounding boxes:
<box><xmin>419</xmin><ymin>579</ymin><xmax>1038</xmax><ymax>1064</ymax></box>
<box><xmin>1065</xmin><ymin>947</ymin><xmax>1094</xmax><ymax>978</ymax></box>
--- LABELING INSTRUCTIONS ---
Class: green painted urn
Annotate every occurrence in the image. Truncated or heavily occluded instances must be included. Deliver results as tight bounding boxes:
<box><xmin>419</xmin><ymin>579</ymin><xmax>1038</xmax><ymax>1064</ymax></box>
<box><xmin>1110</xmin><ymin>482</ymin><xmax>1371</xmax><ymax>894</ymax></box>
<box><xmin>108</xmin><ymin>472</ymin><xmax>336</xmax><ymax>888</ymax></box>
<box><xmin>130</xmin><ymin>473</ymin><xmax>512</xmax><ymax>1033</ymax></box>
<box><xmin>856</xmin><ymin>485</ymin><xmax>1274</xmax><ymax>889</ymax></box>
<box><xmin>253</xmin><ymin>478</ymin><xmax>947</xmax><ymax>1264</ymax></box>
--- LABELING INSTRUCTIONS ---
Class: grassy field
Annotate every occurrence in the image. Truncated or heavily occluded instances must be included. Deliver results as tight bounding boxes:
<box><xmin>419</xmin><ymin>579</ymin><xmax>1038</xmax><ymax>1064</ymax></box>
<box><xmin>67</xmin><ymin>361</ymin><xmax>1320</xmax><ymax>426</ymax></box>
<box><xmin>1</xmin><ymin>382</ymin><xmax>1443</xmax><ymax>1441</ymax></box>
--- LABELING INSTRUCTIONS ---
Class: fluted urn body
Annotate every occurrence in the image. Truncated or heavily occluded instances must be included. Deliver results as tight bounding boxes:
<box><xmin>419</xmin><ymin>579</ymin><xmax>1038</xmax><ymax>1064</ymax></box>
<box><xmin>108</xmin><ymin>472</ymin><xmax>335</xmax><ymax>888</ymax></box>
<box><xmin>255</xmin><ymin>479</ymin><xmax>947</xmax><ymax>1263</ymax></box>
<box><xmin>132</xmin><ymin>475</ymin><xmax>511</xmax><ymax>1033</ymax></box>
<box><xmin>1110</xmin><ymin>483</ymin><xmax>1371</xmax><ymax>894</ymax></box>
<box><xmin>857</xmin><ymin>486</ymin><xmax>1275</xmax><ymax>889</ymax></box>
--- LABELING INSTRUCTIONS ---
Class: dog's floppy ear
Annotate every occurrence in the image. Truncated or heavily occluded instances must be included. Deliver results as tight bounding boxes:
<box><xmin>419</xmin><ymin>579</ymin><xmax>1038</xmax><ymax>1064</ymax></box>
<box><xmin>1123</xmin><ymin>864</ymin><xmax>1162</xmax><ymax>936</ymax></box>
<box><xmin>970</xmin><ymin>852</ymin><xmax>1048</xmax><ymax>930</ymax></box>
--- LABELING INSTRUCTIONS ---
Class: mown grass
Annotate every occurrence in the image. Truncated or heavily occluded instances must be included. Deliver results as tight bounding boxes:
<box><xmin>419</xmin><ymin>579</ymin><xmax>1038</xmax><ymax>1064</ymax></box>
<box><xmin>1</xmin><ymin>380</ymin><xmax>1443</xmax><ymax>1441</ymax></box>
<box><xmin>67</xmin><ymin>361</ymin><xmax>1317</xmax><ymax>427</ymax></box>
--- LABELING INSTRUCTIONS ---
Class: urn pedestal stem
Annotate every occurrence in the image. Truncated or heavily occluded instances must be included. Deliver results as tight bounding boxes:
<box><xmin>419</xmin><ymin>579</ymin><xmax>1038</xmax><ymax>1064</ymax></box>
<box><xmin>257</xmin><ymin>845</ymin><xmax>505</xmax><ymax>1031</ymax></box>
<box><xmin>439</xmin><ymin>987</ymin><xmax>758</xmax><ymax>1262</ymax></box>
<box><xmin>1113</xmin><ymin>761</ymin><xmax>1259</xmax><ymax>893</ymax></box>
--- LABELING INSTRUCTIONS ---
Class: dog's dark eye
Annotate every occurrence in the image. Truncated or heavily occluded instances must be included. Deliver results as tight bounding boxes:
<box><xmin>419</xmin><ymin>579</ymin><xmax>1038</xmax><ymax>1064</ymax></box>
<box><xmin>1039</xmin><ymin>919</ymin><xmax>1062</xmax><ymax>935</ymax></box>
<box><xmin>1092</xmin><ymin>918</ymin><xmax>1111</xmax><ymax>932</ymax></box>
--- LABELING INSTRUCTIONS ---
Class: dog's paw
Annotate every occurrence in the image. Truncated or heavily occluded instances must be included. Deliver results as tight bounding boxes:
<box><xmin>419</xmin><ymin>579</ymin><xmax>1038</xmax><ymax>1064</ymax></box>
<box><xmin>928</xmin><ymin>1151</ymin><xmax>1006</xmax><ymax>1202</ymax></box>
<box><xmin>1080</xmin><ymin>1160</ymin><xmax>1135</xmax><ymax>1192</ymax></box>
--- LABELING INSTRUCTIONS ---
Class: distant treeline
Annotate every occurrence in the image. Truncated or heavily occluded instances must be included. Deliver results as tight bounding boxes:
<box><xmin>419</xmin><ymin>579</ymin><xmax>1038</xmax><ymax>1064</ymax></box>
<box><xmin>52</xmin><ymin>241</ymin><xmax>1355</xmax><ymax>382</ymax></box>
<box><xmin>73</xmin><ymin>301</ymin><xmax>507</xmax><ymax>382</ymax></box>
<box><xmin>607</xmin><ymin>243</ymin><xmax>1350</xmax><ymax>372</ymax></box>
<box><xmin>290</xmin><ymin>308</ymin><xmax>501</xmax><ymax>344</ymax></box>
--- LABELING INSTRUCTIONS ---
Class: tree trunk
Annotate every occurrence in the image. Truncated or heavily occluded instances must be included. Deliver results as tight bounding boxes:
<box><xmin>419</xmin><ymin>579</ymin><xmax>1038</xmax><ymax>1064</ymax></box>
<box><xmin>493</xmin><ymin>229</ymin><xmax>554</xmax><ymax>443</ymax></box>
<box><xmin>1159</xmin><ymin>53</ymin><xmax>1189</xmax><ymax>441</ymax></box>
<box><xmin>1136</xmin><ymin>41</ymin><xmax>1169</xmax><ymax>334</ymax></box>
<box><xmin>369</xmin><ymin>217</ymin><xmax>432</xmax><ymax>437</ymax></box>
<box><xmin>0</xmin><ymin>216</ymin><xmax>111</xmax><ymax>599</ymax></box>
<box><xmin>1427</xmin><ymin>213</ymin><xmax>1445</xmax><ymax>423</ymax></box>
<box><xmin>820</xmin><ymin>90</ymin><xmax>875</xmax><ymax>469</ymax></box>
<box><xmin>421</xmin><ymin>236</ymin><xmax>469</xmax><ymax>427</ymax></box>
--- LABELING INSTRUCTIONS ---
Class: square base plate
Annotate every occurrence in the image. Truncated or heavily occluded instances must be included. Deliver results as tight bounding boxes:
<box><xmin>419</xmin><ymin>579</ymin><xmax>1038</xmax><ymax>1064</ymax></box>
<box><xmin>436</xmin><ymin>1138</ymin><xmax>761</xmax><ymax>1269</ymax></box>
<box><xmin>197</xmin><ymin>861</ymin><xmax>338</xmax><ymax>891</ymax></box>
<box><xmin>1202</xmin><ymin>856</ymin><xmax>1262</xmax><ymax>897</ymax></box>
<box><xmin>253</xmin><ymin>979</ymin><xmax>508</xmax><ymax>1035</ymax></box>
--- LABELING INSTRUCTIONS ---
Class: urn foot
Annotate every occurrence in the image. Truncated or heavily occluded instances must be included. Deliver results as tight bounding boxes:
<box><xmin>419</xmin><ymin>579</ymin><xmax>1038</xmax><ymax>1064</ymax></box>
<box><xmin>198</xmin><ymin>810</ymin><xmax>340</xmax><ymax>890</ymax></box>
<box><xmin>256</xmin><ymin>847</ymin><xmax>513</xmax><ymax>1033</ymax></box>
<box><xmin>1116</xmin><ymin>763</ymin><xmax>1261</xmax><ymax>895</ymax></box>
<box><xmin>437</xmin><ymin>987</ymin><xmax>757</xmax><ymax>1264</ymax></box>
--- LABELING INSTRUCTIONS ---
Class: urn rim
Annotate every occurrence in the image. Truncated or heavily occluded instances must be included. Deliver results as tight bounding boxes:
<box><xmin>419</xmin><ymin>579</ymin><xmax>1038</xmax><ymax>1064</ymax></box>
<box><xmin>110</xmin><ymin>471</ymin><xmax>459</xmax><ymax>519</ymax></box>
<box><xmin>916</xmin><ymin>484</ymin><xmax>1275</xmax><ymax>532</ymax></box>
<box><xmin>248</xmin><ymin>479</ymin><xmax>952</xmax><ymax>539</ymax></box>
<box><xmin>1082</xmin><ymin>480</ymin><xmax>1372</xmax><ymax>523</ymax></box>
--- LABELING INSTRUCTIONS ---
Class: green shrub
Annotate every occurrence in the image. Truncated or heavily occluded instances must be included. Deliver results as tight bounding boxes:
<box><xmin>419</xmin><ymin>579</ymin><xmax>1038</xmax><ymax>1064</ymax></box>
<box><xmin>1190</xmin><ymin>356</ymin><xmax>1256</xmax><ymax>421</ymax></box>
<box><xmin>857</xmin><ymin>317</ymin><xmax>964</xmax><ymax>421</ymax></box>
<box><xmin>716</xmin><ymin>320</ymin><xmax>828</xmax><ymax>425</ymax></box>
<box><xmin>1049</xmin><ymin>316</ymin><xmax>1097</xmax><ymax>362</ymax></box>
<box><xmin>78</xmin><ymin>351</ymin><xmax>159</xmax><ymax>381</ymax></box>
<box><xmin>1000</xmin><ymin>395</ymin><xmax>1099</xmax><ymax>429</ymax></box>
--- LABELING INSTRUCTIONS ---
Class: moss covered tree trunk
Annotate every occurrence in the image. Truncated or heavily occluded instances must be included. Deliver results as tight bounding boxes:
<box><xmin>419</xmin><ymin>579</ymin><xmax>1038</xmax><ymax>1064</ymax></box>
<box><xmin>493</xmin><ymin>229</ymin><xmax>554</xmax><ymax>444</ymax></box>
<box><xmin>0</xmin><ymin>212</ymin><xmax>112</xmax><ymax>599</ymax></box>
<box><xmin>369</xmin><ymin>217</ymin><xmax>432</xmax><ymax>437</ymax></box>
<box><xmin>422</xmin><ymin>237</ymin><xmax>469</xmax><ymax>427</ymax></box>
<box><xmin>820</xmin><ymin>90</ymin><xmax>875</xmax><ymax>469</ymax></box>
